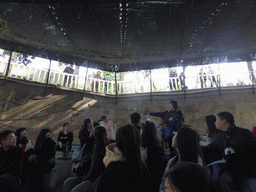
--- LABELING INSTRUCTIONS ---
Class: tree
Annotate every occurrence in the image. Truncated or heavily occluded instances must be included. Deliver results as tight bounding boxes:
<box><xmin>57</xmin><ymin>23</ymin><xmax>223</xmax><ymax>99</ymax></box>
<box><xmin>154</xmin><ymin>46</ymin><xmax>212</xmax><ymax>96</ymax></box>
<box><xmin>3</xmin><ymin>50</ymin><xmax>35</xmax><ymax>66</ymax></box>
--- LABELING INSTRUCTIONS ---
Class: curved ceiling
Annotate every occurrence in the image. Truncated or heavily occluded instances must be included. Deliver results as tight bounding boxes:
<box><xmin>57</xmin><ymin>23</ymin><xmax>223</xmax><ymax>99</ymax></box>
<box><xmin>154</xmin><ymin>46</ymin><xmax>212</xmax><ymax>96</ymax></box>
<box><xmin>1</xmin><ymin>0</ymin><xmax>256</xmax><ymax>71</ymax></box>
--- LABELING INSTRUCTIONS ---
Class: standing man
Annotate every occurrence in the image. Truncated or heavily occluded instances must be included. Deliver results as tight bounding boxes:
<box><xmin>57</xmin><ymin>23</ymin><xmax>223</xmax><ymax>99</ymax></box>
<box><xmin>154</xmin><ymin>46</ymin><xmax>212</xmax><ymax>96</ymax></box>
<box><xmin>63</xmin><ymin>64</ymin><xmax>75</xmax><ymax>87</ymax></box>
<box><xmin>169</xmin><ymin>68</ymin><xmax>178</xmax><ymax>90</ymax></box>
<box><xmin>207</xmin><ymin>66</ymin><xmax>218</xmax><ymax>87</ymax></box>
<box><xmin>203</xmin><ymin>112</ymin><xmax>256</xmax><ymax>191</ymax></box>
<box><xmin>0</xmin><ymin>130</ymin><xmax>23</xmax><ymax>192</ymax></box>
<box><xmin>102</xmin><ymin>74</ymin><xmax>111</xmax><ymax>93</ymax></box>
<box><xmin>199</xmin><ymin>68</ymin><xmax>207</xmax><ymax>88</ymax></box>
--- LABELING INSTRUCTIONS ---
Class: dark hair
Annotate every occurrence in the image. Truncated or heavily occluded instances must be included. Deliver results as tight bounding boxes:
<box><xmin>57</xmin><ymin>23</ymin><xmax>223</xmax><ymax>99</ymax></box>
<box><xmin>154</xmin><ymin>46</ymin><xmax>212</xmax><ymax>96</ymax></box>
<box><xmin>0</xmin><ymin>130</ymin><xmax>14</xmax><ymax>145</ymax></box>
<box><xmin>93</xmin><ymin>126</ymin><xmax>107</xmax><ymax>160</ymax></box>
<box><xmin>169</xmin><ymin>100</ymin><xmax>178</xmax><ymax>110</ymax></box>
<box><xmin>99</xmin><ymin>116</ymin><xmax>107</xmax><ymax>122</ymax></box>
<box><xmin>63</xmin><ymin>122</ymin><xmax>70</xmax><ymax>128</ymax></box>
<box><xmin>106</xmin><ymin>73</ymin><xmax>109</xmax><ymax>76</ymax></box>
<box><xmin>205</xmin><ymin>115</ymin><xmax>219</xmax><ymax>139</ymax></box>
<box><xmin>93</xmin><ymin>122</ymin><xmax>100</xmax><ymax>127</ymax></box>
<box><xmin>34</xmin><ymin>128</ymin><xmax>52</xmax><ymax>151</ymax></box>
<box><xmin>14</xmin><ymin>127</ymin><xmax>27</xmax><ymax>138</ymax></box>
<box><xmin>175</xmin><ymin>126</ymin><xmax>204</xmax><ymax>165</ymax></box>
<box><xmin>79</xmin><ymin>118</ymin><xmax>92</xmax><ymax>141</ymax></box>
<box><xmin>116</xmin><ymin>124</ymin><xmax>142</xmax><ymax>171</ymax></box>
<box><xmin>217</xmin><ymin>111</ymin><xmax>235</xmax><ymax>126</ymax></box>
<box><xmin>141</xmin><ymin>121</ymin><xmax>161</xmax><ymax>148</ymax></box>
<box><xmin>15</xmin><ymin>127</ymin><xmax>28</xmax><ymax>146</ymax></box>
<box><xmin>130</xmin><ymin>112</ymin><xmax>141</xmax><ymax>125</ymax></box>
<box><xmin>164</xmin><ymin>162</ymin><xmax>218</xmax><ymax>192</ymax></box>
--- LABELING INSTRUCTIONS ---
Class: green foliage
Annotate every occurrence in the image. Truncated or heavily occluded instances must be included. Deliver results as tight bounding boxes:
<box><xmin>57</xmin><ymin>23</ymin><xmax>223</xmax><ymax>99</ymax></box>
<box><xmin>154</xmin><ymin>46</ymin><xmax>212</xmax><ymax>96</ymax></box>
<box><xmin>38</xmin><ymin>41</ymin><xmax>48</xmax><ymax>49</ymax></box>
<box><xmin>0</xmin><ymin>19</ymin><xmax>11</xmax><ymax>35</ymax></box>
<box><xmin>102</xmin><ymin>71</ymin><xmax>120</xmax><ymax>81</ymax></box>
<box><xmin>3</xmin><ymin>50</ymin><xmax>10</xmax><ymax>56</ymax></box>
<box><xmin>58</xmin><ymin>62</ymin><xmax>68</xmax><ymax>66</ymax></box>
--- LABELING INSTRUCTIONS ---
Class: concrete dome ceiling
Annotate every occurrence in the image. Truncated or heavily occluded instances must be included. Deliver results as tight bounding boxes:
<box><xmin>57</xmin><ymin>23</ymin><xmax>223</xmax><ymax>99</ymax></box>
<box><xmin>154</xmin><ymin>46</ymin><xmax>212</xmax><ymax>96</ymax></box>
<box><xmin>1</xmin><ymin>0</ymin><xmax>256</xmax><ymax>71</ymax></box>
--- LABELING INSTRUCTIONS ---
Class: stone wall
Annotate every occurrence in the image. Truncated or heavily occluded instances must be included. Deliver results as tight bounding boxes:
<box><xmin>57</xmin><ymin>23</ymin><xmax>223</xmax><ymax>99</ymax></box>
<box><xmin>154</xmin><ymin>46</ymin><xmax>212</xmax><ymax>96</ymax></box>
<box><xmin>0</xmin><ymin>78</ymin><xmax>256</xmax><ymax>143</ymax></box>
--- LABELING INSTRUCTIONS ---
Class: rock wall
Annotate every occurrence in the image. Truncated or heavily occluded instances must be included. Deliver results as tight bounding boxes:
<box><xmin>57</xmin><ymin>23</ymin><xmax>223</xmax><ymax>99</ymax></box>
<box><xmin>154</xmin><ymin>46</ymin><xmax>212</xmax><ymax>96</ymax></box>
<box><xmin>0</xmin><ymin>78</ymin><xmax>256</xmax><ymax>143</ymax></box>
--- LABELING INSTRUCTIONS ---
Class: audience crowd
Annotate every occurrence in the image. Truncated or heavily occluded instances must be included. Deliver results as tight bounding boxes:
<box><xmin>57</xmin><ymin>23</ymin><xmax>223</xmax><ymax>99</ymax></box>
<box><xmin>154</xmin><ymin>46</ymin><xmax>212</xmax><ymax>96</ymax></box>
<box><xmin>1</xmin><ymin>100</ymin><xmax>256</xmax><ymax>192</ymax></box>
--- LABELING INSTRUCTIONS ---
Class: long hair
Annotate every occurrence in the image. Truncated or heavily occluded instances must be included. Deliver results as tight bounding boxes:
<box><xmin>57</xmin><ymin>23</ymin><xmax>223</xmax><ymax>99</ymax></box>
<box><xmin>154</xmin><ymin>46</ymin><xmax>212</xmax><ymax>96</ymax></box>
<box><xmin>205</xmin><ymin>115</ymin><xmax>219</xmax><ymax>139</ymax></box>
<box><xmin>92</xmin><ymin>126</ymin><xmax>107</xmax><ymax>162</ymax></box>
<box><xmin>14</xmin><ymin>127</ymin><xmax>27</xmax><ymax>138</ymax></box>
<box><xmin>164</xmin><ymin>162</ymin><xmax>218</xmax><ymax>192</ymax></box>
<box><xmin>116</xmin><ymin>124</ymin><xmax>142</xmax><ymax>172</ymax></box>
<box><xmin>99</xmin><ymin>116</ymin><xmax>107</xmax><ymax>122</ymax></box>
<box><xmin>141</xmin><ymin>121</ymin><xmax>161</xmax><ymax>148</ymax></box>
<box><xmin>14</xmin><ymin>127</ymin><xmax>28</xmax><ymax>145</ymax></box>
<box><xmin>34</xmin><ymin>128</ymin><xmax>52</xmax><ymax>152</ymax></box>
<box><xmin>176</xmin><ymin>126</ymin><xmax>204</xmax><ymax>165</ymax></box>
<box><xmin>79</xmin><ymin>118</ymin><xmax>92</xmax><ymax>141</ymax></box>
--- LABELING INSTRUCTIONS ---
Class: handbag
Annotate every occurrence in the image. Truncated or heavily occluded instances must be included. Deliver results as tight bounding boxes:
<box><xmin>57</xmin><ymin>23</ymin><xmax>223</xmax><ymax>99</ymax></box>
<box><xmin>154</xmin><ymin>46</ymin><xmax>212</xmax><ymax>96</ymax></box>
<box><xmin>71</xmin><ymin>143</ymin><xmax>86</xmax><ymax>163</ymax></box>
<box><xmin>72</xmin><ymin>150</ymin><xmax>93</xmax><ymax>176</ymax></box>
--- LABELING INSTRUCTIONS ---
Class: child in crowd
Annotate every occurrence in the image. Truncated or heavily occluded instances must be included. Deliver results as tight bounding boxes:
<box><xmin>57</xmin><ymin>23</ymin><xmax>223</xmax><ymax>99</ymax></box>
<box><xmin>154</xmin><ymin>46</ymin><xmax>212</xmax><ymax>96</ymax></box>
<box><xmin>156</xmin><ymin>117</ymin><xmax>167</xmax><ymax>149</ymax></box>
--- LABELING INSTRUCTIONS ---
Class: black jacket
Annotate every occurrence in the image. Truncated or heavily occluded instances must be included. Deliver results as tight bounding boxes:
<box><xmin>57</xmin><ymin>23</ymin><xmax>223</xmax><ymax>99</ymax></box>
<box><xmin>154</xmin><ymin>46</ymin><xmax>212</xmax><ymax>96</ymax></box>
<box><xmin>0</xmin><ymin>146</ymin><xmax>22</xmax><ymax>177</ymax></box>
<box><xmin>57</xmin><ymin>131</ymin><xmax>73</xmax><ymax>149</ymax></box>
<box><xmin>150</xmin><ymin>110</ymin><xmax>184</xmax><ymax>131</ymax></box>
<box><xmin>33</xmin><ymin>138</ymin><xmax>57</xmax><ymax>172</ymax></box>
<box><xmin>92</xmin><ymin>161</ymin><xmax>152</xmax><ymax>192</ymax></box>
<box><xmin>203</xmin><ymin>126</ymin><xmax>256</xmax><ymax>188</ymax></box>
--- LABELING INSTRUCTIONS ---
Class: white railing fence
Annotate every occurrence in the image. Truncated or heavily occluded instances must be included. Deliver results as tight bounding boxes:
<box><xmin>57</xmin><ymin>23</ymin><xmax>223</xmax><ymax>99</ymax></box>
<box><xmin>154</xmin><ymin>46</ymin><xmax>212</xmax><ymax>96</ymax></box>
<box><xmin>0</xmin><ymin>61</ymin><xmax>255</xmax><ymax>95</ymax></box>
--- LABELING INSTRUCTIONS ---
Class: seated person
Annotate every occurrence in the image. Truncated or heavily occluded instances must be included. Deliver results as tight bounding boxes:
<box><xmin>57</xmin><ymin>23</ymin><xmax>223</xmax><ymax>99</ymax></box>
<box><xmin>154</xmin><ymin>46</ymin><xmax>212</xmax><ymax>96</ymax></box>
<box><xmin>57</xmin><ymin>122</ymin><xmax>73</xmax><ymax>157</ymax></box>
<box><xmin>0</xmin><ymin>130</ymin><xmax>23</xmax><ymax>192</ymax></box>
<box><xmin>203</xmin><ymin>111</ymin><xmax>256</xmax><ymax>191</ymax></box>
<box><xmin>162</xmin><ymin>162</ymin><xmax>218</xmax><ymax>192</ymax></box>
<box><xmin>92</xmin><ymin>124</ymin><xmax>151</xmax><ymax>192</ymax></box>
<box><xmin>63</xmin><ymin>126</ymin><xmax>109</xmax><ymax>192</ymax></box>
<box><xmin>140</xmin><ymin>121</ymin><xmax>165</xmax><ymax>191</ymax></box>
<box><xmin>159</xmin><ymin>126</ymin><xmax>205</xmax><ymax>191</ymax></box>
<box><xmin>24</xmin><ymin>128</ymin><xmax>57</xmax><ymax>192</ymax></box>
